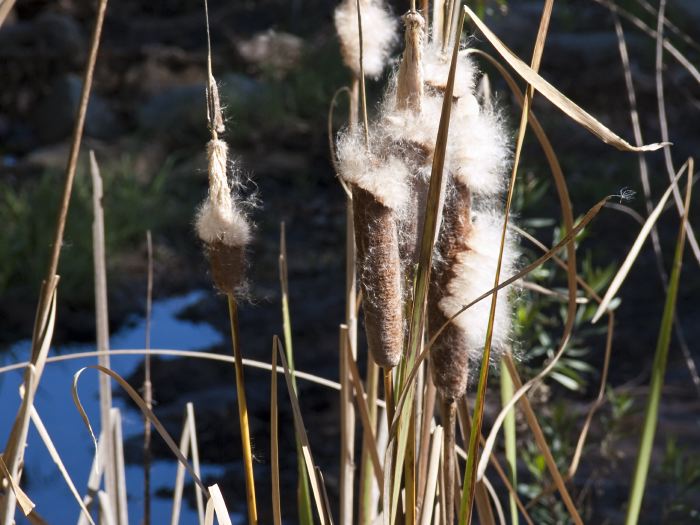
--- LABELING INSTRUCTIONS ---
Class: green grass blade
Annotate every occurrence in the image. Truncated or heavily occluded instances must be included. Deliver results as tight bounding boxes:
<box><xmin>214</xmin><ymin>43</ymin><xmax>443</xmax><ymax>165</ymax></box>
<box><xmin>499</xmin><ymin>358</ymin><xmax>518</xmax><ymax>525</ymax></box>
<box><xmin>625</xmin><ymin>160</ymin><xmax>693</xmax><ymax>524</ymax></box>
<box><xmin>279</xmin><ymin>223</ymin><xmax>314</xmax><ymax>525</ymax></box>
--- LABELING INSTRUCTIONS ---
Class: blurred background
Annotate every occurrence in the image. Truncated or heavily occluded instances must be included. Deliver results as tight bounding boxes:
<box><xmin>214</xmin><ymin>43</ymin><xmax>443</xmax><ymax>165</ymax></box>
<box><xmin>0</xmin><ymin>0</ymin><xmax>699</xmax><ymax>522</ymax></box>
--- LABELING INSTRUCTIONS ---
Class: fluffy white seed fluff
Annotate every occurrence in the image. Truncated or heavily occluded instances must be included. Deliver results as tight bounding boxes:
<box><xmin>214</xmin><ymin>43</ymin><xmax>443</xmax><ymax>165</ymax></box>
<box><xmin>377</xmin><ymin>46</ymin><xmax>509</xmax><ymax>195</ymax></box>
<box><xmin>437</xmin><ymin>211</ymin><xmax>519</xmax><ymax>364</ymax></box>
<box><xmin>422</xmin><ymin>45</ymin><xmax>475</xmax><ymax>99</ymax></box>
<box><xmin>196</xmin><ymin>139</ymin><xmax>251</xmax><ymax>247</ymax></box>
<box><xmin>334</xmin><ymin>0</ymin><xmax>397</xmax><ymax>79</ymax></box>
<box><xmin>336</xmin><ymin>132</ymin><xmax>410</xmax><ymax>211</ymax></box>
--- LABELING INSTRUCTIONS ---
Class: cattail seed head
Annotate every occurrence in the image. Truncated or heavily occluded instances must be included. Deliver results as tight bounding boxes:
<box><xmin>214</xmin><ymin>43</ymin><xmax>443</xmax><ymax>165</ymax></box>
<box><xmin>353</xmin><ymin>185</ymin><xmax>404</xmax><ymax>368</ymax></box>
<box><xmin>196</xmin><ymin>139</ymin><xmax>252</xmax><ymax>295</ymax></box>
<box><xmin>334</xmin><ymin>0</ymin><xmax>397</xmax><ymax>79</ymax></box>
<box><xmin>396</xmin><ymin>11</ymin><xmax>425</xmax><ymax>112</ymax></box>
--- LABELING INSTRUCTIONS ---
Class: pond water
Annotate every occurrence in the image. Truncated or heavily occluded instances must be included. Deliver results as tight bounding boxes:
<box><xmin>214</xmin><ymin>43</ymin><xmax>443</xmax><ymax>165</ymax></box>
<box><xmin>0</xmin><ymin>291</ymin><xmax>243</xmax><ymax>524</ymax></box>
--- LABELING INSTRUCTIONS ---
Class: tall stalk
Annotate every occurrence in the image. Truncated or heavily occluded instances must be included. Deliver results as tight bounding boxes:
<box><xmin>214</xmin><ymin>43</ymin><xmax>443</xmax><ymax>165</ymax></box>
<box><xmin>625</xmin><ymin>164</ymin><xmax>693</xmax><ymax>524</ymax></box>
<box><xmin>227</xmin><ymin>296</ymin><xmax>258</xmax><ymax>524</ymax></box>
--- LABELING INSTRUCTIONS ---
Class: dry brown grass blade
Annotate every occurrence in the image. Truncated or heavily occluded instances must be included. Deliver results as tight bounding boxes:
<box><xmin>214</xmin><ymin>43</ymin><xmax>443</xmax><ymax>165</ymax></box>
<box><xmin>461</xmin><ymin>3</ymin><xmax>554</xmax><ymax>516</ymax></box>
<box><xmin>110</xmin><ymin>409</ymin><xmax>128</xmax><ymax>525</ymax></box>
<box><xmin>0</xmin><ymin>0</ymin><xmax>16</xmax><ymax>28</ymax></box>
<box><xmin>271</xmin><ymin>337</ymin><xmax>282</xmax><ymax>525</ymax></box>
<box><xmin>204</xmin><ymin>484</ymin><xmax>233</xmax><ymax>525</ymax></box>
<box><xmin>71</xmin><ymin>365</ymin><xmax>208</xmax><ymax>494</ymax></box>
<box><xmin>359</xmin><ymin>357</ymin><xmax>381</xmax><ymax>525</ymax></box>
<box><xmin>416</xmin><ymin>369</ymin><xmax>436</xmax><ymax>517</ymax></box>
<box><xmin>455</xmin><ymin>401</ymin><xmax>535</xmax><ymax>525</ymax></box>
<box><xmin>612</xmin><ymin>7</ymin><xmax>700</xmax><ymax>398</ymax></box>
<box><xmin>592</xmin><ymin>163</ymin><xmax>687</xmax><ymax>323</ymax></box>
<box><xmin>591</xmin><ymin>0</ymin><xmax>700</xmax><ymax>85</ymax></box>
<box><xmin>515</xmin><ymin>225</ymin><xmax>615</xmax><ymax>482</ymax></box>
<box><xmin>328</xmin><ymin>86</ymin><xmax>354</xmax><ymax>198</ymax></box>
<box><xmin>29</xmin><ymin>407</ymin><xmax>95</xmax><ymax>525</ymax></box>
<box><xmin>502</xmin><ymin>354</ymin><xmax>582</xmax><ymax>523</ymax></box>
<box><xmin>339</xmin><ymin>322</ymin><xmax>357</xmax><ymax>524</ymax></box>
<box><xmin>480</xmin><ymin>477</ymin><xmax>505</xmax><ymax>525</ymax></box>
<box><xmin>653</xmin><ymin>1</ymin><xmax>700</xmax><ymax>266</ymax></box>
<box><xmin>98</xmin><ymin>492</ymin><xmax>116</xmax><ymax>525</ymax></box>
<box><xmin>463</xmin><ymin>4</ymin><xmax>666</xmax><ymax>152</ymax></box>
<box><xmin>342</xmin><ymin>326</ymin><xmax>385</xmax><ymax>489</ymax></box>
<box><xmin>170</xmin><ymin>410</ymin><xmax>191</xmax><ymax>525</ymax></box>
<box><xmin>2</xmin><ymin>0</ymin><xmax>109</xmax><ymax>501</ymax></box>
<box><xmin>0</xmin><ymin>450</ymin><xmax>35</xmax><ymax>516</ymax></box>
<box><xmin>89</xmin><ymin>150</ymin><xmax>119</xmax><ymax>520</ymax></box>
<box><xmin>186</xmin><ymin>403</ymin><xmax>206</xmax><ymax>524</ymax></box>
<box><xmin>419</xmin><ymin>426</ymin><xmax>442</xmax><ymax>525</ymax></box>
<box><xmin>0</xmin><ymin>349</ymin><xmax>362</xmax><ymax>395</ymax></box>
<box><xmin>31</xmin><ymin>0</ymin><xmax>109</xmax><ymax>372</ymax></box>
<box><xmin>277</xmin><ymin>339</ymin><xmax>334</xmax><ymax>525</ymax></box>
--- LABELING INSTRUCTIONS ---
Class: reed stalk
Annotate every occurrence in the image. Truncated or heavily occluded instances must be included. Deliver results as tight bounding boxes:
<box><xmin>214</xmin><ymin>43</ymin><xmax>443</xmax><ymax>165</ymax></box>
<box><xmin>226</xmin><ymin>296</ymin><xmax>258</xmax><ymax>524</ymax></box>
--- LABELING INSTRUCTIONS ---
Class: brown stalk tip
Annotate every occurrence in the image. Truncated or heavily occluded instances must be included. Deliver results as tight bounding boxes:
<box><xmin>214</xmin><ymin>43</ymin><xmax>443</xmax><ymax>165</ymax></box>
<box><xmin>206</xmin><ymin>240</ymin><xmax>246</xmax><ymax>296</ymax></box>
<box><xmin>396</xmin><ymin>10</ymin><xmax>425</xmax><ymax>112</ymax></box>
<box><xmin>353</xmin><ymin>185</ymin><xmax>403</xmax><ymax>369</ymax></box>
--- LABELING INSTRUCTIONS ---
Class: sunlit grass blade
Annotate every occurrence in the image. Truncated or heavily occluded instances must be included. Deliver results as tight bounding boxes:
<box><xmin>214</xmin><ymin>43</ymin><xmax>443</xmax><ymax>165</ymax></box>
<box><xmin>276</xmin><ymin>339</ymin><xmax>334</xmax><ymax>525</ymax></box>
<box><xmin>502</xmin><ymin>353</ymin><xmax>581</xmax><ymax>523</ymax></box>
<box><xmin>226</xmin><ymin>296</ymin><xmax>258</xmax><ymax>524</ymax></box>
<box><xmin>419</xmin><ymin>425</ymin><xmax>442</xmax><ymax>525</ymax></box>
<box><xmin>388</xmin><ymin>8</ymin><xmax>465</xmax><ymax>524</ymax></box>
<box><xmin>278</xmin><ymin>223</ymin><xmax>314</xmax><ymax>525</ymax></box>
<box><xmin>29</xmin><ymin>407</ymin><xmax>95</xmax><ymax>525</ymax></box>
<box><xmin>462</xmin><ymin>3</ymin><xmax>667</xmax><ymax>152</ymax></box>
<box><xmin>271</xmin><ymin>337</ymin><xmax>282</xmax><ymax>525</ymax></box>
<box><xmin>89</xmin><ymin>150</ymin><xmax>119</xmax><ymax>521</ymax></box>
<box><xmin>592</xmin><ymin>162</ymin><xmax>688</xmax><ymax>323</ymax></box>
<box><xmin>625</xmin><ymin>160</ymin><xmax>694</xmax><ymax>524</ymax></box>
<box><xmin>460</xmin><ymin>1</ymin><xmax>554</xmax><ymax>519</ymax></box>
<box><xmin>342</xmin><ymin>326</ymin><xmax>384</xmax><ymax>486</ymax></box>
<box><xmin>499</xmin><ymin>359</ymin><xmax>518</xmax><ymax>525</ymax></box>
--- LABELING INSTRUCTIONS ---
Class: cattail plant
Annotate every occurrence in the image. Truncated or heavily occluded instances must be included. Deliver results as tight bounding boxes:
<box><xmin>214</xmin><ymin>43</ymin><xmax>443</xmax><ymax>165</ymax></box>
<box><xmin>194</xmin><ymin>7</ymin><xmax>258</xmax><ymax>522</ymax></box>
<box><xmin>423</xmin><ymin>25</ymin><xmax>516</xmax><ymax>525</ymax></box>
<box><xmin>334</xmin><ymin>2</ymin><xmax>397</xmax><ymax>523</ymax></box>
<box><xmin>337</xmin><ymin>5</ymin><xmax>518</xmax><ymax>521</ymax></box>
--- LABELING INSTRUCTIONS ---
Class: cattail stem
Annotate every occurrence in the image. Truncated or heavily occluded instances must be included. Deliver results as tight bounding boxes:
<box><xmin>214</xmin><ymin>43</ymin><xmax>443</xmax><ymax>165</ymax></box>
<box><xmin>384</xmin><ymin>368</ymin><xmax>395</xmax><ymax>431</ymax></box>
<box><xmin>227</xmin><ymin>295</ymin><xmax>258</xmax><ymax>525</ymax></box>
<box><xmin>441</xmin><ymin>399</ymin><xmax>456</xmax><ymax>525</ymax></box>
<box><xmin>358</xmin><ymin>357</ymin><xmax>380</xmax><ymax>524</ymax></box>
<box><xmin>143</xmin><ymin>230</ymin><xmax>154</xmax><ymax>525</ymax></box>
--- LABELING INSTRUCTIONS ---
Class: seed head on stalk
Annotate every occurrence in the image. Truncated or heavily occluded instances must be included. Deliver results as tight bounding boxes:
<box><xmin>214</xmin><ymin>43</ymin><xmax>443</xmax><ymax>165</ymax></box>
<box><xmin>195</xmin><ymin>73</ymin><xmax>252</xmax><ymax>297</ymax></box>
<box><xmin>334</xmin><ymin>0</ymin><xmax>397</xmax><ymax>79</ymax></box>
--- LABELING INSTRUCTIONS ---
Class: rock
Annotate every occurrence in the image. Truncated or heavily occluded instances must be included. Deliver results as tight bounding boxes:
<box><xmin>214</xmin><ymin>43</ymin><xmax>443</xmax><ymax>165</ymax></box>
<box><xmin>0</xmin><ymin>11</ymin><xmax>85</xmax><ymax>64</ymax></box>
<box><xmin>235</xmin><ymin>30</ymin><xmax>304</xmax><ymax>77</ymax></box>
<box><xmin>137</xmin><ymin>83</ymin><xmax>207</xmax><ymax>144</ymax></box>
<box><xmin>31</xmin><ymin>74</ymin><xmax>123</xmax><ymax>144</ymax></box>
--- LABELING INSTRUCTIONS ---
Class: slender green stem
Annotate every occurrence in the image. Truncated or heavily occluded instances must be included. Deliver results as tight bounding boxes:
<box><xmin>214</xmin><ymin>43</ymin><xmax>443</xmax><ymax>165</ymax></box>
<box><xmin>227</xmin><ymin>295</ymin><xmax>258</xmax><ymax>525</ymax></box>
<box><xmin>500</xmin><ymin>358</ymin><xmax>518</xmax><ymax>525</ymax></box>
<box><xmin>625</xmin><ymin>166</ymin><xmax>692</xmax><ymax>524</ymax></box>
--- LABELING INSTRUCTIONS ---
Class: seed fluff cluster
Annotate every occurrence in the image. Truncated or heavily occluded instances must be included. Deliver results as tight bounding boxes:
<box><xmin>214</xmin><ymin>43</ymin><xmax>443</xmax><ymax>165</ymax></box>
<box><xmin>195</xmin><ymin>73</ymin><xmax>252</xmax><ymax>296</ymax></box>
<box><xmin>334</xmin><ymin>0</ymin><xmax>397</xmax><ymax>79</ymax></box>
<box><xmin>335</xmin><ymin>10</ymin><xmax>519</xmax><ymax>397</ymax></box>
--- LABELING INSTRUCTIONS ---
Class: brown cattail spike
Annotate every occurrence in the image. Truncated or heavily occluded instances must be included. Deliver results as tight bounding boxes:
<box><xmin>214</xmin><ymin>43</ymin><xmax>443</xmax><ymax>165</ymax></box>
<box><xmin>429</xmin><ymin>180</ymin><xmax>473</xmax><ymax>400</ymax></box>
<box><xmin>396</xmin><ymin>11</ymin><xmax>425</xmax><ymax>113</ymax></box>
<box><xmin>353</xmin><ymin>186</ymin><xmax>403</xmax><ymax>369</ymax></box>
